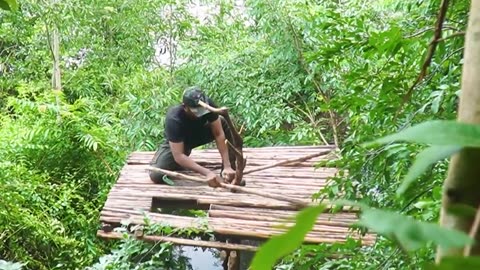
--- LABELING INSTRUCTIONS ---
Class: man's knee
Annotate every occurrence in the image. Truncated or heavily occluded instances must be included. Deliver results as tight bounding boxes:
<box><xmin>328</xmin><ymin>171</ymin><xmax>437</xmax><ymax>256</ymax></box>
<box><xmin>149</xmin><ymin>145</ymin><xmax>180</xmax><ymax>184</ymax></box>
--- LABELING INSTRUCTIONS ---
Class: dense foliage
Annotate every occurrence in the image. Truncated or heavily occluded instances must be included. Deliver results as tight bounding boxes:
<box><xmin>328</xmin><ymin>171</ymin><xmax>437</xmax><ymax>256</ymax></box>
<box><xmin>0</xmin><ymin>0</ymin><xmax>472</xmax><ymax>269</ymax></box>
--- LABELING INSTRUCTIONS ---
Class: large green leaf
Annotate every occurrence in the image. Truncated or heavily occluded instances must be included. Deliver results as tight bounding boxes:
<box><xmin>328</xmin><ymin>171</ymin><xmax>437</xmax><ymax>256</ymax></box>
<box><xmin>0</xmin><ymin>0</ymin><xmax>18</xmax><ymax>11</ymax></box>
<box><xmin>426</xmin><ymin>256</ymin><xmax>480</xmax><ymax>269</ymax></box>
<box><xmin>357</xmin><ymin>206</ymin><xmax>473</xmax><ymax>251</ymax></box>
<box><xmin>397</xmin><ymin>145</ymin><xmax>462</xmax><ymax>195</ymax></box>
<box><xmin>249</xmin><ymin>205</ymin><xmax>326</xmax><ymax>270</ymax></box>
<box><xmin>364</xmin><ymin>120</ymin><xmax>480</xmax><ymax>147</ymax></box>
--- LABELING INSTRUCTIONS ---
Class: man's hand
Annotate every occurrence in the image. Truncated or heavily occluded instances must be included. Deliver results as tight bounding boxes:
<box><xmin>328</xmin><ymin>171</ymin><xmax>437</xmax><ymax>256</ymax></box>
<box><xmin>222</xmin><ymin>167</ymin><xmax>235</xmax><ymax>183</ymax></box>
<box><xmin>206</xmin><ymin>171</ymin><xmax>222</xmax><ymax>188</ymax></box>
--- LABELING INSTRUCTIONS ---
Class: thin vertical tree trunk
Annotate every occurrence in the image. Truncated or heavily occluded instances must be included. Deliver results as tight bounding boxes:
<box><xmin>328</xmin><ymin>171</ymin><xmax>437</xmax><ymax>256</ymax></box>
<box><xmin>49</xmin><ymin>0</ymin><xmax>61</xmax><ymax>91</ymax></box>
<box><xmin>167</xmin><ymin>4</ymin><xmax>176</xmax><ymax>84</ymax></box>
<box><xmin>436</xmin><ymin>0</ymin><xmax>480</xmax><ymax>262</ymax></box>
<box><xmin>47</xmin><ymin>0</ymin><xmax>62</xmax><ymax>123</ymax></box>
<box><xmin>52</xmin><ymin>26</ymin><xmax>61</xmax><ymax>91</ymax></box>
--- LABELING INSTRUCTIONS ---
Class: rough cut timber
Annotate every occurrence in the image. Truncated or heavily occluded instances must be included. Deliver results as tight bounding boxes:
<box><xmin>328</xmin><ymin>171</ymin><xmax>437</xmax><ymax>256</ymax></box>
<box><xmin>98</xmin><ymin>145</ymin><xmax>376</xmax><ymax>249</ymax></box>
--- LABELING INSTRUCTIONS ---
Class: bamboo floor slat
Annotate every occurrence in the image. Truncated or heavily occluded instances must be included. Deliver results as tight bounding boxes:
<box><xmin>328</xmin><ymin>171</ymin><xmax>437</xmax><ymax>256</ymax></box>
<box><xmin>98</xmin><ymin>145</ymin><xmax>376</xmax><ymax>249</ymax></box>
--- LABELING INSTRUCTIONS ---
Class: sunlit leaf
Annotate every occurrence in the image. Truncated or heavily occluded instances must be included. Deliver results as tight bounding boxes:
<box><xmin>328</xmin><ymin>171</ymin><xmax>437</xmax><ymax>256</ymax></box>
<box><xmin>0</xmin><ymin>259</ymin><xmax>24</xmax><ymax>270</ymax></box>
<box><xmin>364</xmin><ymin>120</ymin><xmax>480</xmax><ymax>147</ymax></box>
<box><xmin>397</xmin><ymin>145</ymin><xmax>461</xmax><ymax>195</ymax></box>
<box><xmin>250</xmin><ymin>205</ymin><xmax>326</xmax><ymax>270</ymax></box>
<box><xmin>431</xmin><ymin>95</ymin><xmax>442</xmax><ymax>113</ymax></box>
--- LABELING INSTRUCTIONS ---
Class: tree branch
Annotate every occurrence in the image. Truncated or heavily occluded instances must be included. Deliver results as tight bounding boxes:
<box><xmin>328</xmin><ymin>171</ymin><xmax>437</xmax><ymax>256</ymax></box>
<box><xmin>436</xmin><ymin>31</ymin><xmax>465</xmax><ymax>43</ymax></box>
<box><xmin>404</xmin><ymin>25</ymin><xmax>459</xmax><ymax>39</ymax></box>
<box><xmin>287</xmin><ymin>100</ymin><xmax>330</xmax><ymax>145</ymax></box>
<box><xmin>401</xmin><ymin>0</ymin><xmax>450</xmax><ymax>105</ymax></box>
<box><xmin>225</xmin><ymin>139</ymin><xmax>242</xmax><ymax>157</ymax></box>
<box><xmin>198</xmin><ymin>100</ymin><xmax>246</xmax><ymax>186</ymax></box>
<box><xmin>284</xmin><ymin>16</ymin><xmax>339</xmax><ymax>147</ymax></box>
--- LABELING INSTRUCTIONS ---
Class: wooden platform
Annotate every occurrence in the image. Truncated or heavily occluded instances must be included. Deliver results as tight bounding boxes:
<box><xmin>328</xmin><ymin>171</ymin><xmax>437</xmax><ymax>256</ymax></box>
<box><xmin>98</xmin><ymin>145</ymin><xmax>376</xmax><ymax>249</ymax></box>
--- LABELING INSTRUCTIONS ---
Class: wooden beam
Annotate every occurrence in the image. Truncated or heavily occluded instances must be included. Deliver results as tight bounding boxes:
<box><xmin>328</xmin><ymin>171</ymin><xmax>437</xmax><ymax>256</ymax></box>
<box><xmin>147</xmin><ymin>166</ymin><xmax>309</xmax><ymax>208</ymax></box>
<box><xmin>97</xmin><ymin>230</ymin><xmax>259</xmax><ymax>252</ymax></box>
<box><xmin>243</xmin><ymin>150</ymin><xmax>333</xmax><ymax>175</ymax></box>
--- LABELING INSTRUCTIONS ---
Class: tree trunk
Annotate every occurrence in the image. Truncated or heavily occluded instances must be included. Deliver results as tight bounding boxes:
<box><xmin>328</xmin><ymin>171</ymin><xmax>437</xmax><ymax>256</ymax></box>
<box><xmin>52</xmin><ymin>26</ymin><xmax>61</xmax><ymax>91</ymax></box>
<box><xmin>436</xmin><ymin>0</ymin><xmax>480</xmax><ymax>262</ymax></box>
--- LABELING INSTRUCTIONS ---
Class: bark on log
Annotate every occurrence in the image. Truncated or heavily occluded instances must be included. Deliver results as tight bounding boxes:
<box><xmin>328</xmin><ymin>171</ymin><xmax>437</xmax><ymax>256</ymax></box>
<box><xmin>436</xmin><ymin>0</ymin><xmax>480</xmax><ymax>261</ymax></box>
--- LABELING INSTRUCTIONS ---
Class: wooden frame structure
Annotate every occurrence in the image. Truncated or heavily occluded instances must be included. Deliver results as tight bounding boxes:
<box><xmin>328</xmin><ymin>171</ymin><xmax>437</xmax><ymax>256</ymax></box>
<box><xmin>97</xmin><ymin>145</ymin><xmax>376</xmax><ymax>268</ymax></box>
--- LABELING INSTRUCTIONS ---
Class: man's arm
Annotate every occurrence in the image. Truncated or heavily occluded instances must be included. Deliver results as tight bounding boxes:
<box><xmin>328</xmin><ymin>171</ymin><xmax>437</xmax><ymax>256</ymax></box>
<box><xmin>210</xmin><ymin>118</ymin><xmax>232</xmax><ymax>169</ymax></box>
<box><xmin>169</xmin><ymin>141</ymin><xmax>211</xmax><ymax>176</ymax></box>
<box><xmin>169</xmin><ymin>141</ymin><xmax>222</xmax><ymax>187</ymax></box>
<box><xmin>210</xmin><ymin>119</ymin><xmax>235</xmax><ymax>182</ymax></box>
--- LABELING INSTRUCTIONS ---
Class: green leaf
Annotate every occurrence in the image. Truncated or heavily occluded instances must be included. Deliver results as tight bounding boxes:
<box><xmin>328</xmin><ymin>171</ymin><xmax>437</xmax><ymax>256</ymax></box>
<box><xmin>364</xmin><ymin>120</ymin><xmax>480</xmax><ymax>147</ymax></box>
<box><xmin>0</xmin><ymin>1</ymin><xmax>9</xmax><ymax>10</ymax></box>
<box><xmin>249</xmin><ymin>204</ymin><xmax>326</xmax><ymax>270</ymax></box>
<box><xmin>426</xmin><ymin>256</ymin><xmax>480</xmax><ymax>270</ymax></box>
<box><xmin>432</xmin><ymin>95</ymin><xmax>442</xmax><ymax>113</ymax></box>
<box><xmin>357</xmin><ymin>207</ymin><xmax>473</xmax><ymax>251</ymax></box>
<box><xmin>397</xmin><ymin>145</ymin><xmax>462</xmax><ymax>195</ymax></box>
<box><xmin>446</xmin><ymin>203</ymin><xmax>477</xmax><ymax>219</ymax></box>
<box><xmin>0</xmin><ymin>0</ymin><xmax>18</xmax><ymax>11</ymax></box>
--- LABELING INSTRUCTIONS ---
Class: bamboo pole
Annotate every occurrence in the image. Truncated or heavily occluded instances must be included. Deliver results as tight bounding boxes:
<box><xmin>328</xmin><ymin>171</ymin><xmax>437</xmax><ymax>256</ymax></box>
<box><xmin>208</xmin><ymin>206</ymin><xmax>358</xmax><ymax>221</ymax></box>
<box><xmin>147</xmin><ymin>166</ymin><xmax>309</xmax><ymax>208</ymax></box>
<box><xmin>97</xmin><ymin>231</ymin><xmax>258</xmax><ymax>251</ymax></box>
<box><xmin>243</xmin><ymin>150</ymin><xmax>333</xmax><ymax>175</ymax></box>
<box><xmin>98</xmin><ymin>214</ymin><xmax>377</xmax><ymax>244</ymax></box>
<box><xmin>98</xmin><ymin>214</ymin><xmax>372</xmax><ymax>241</ymax></box>
<box><xmin>99</xmin><ymin>211</ymin><xmax>356</xmax><ymax>232</ymax></box>
<box><xmin>197</xmin><ymin>199</ymin><xmax>300</xmax><ymax>210</ymax></box>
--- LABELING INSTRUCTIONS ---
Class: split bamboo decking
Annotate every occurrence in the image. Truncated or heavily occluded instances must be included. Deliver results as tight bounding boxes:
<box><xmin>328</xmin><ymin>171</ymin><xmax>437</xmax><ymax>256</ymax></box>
<box><xmin>98</xmin><ymin>145</ymin><xmax>376</xmax><ymax>251</ymax></box>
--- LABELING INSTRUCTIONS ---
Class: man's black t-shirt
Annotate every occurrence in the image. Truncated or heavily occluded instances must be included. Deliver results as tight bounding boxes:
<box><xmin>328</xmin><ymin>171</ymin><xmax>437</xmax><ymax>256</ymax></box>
<box><xmin>164</xmin><ymin>98</ymin><xmax>219</xmax><ymax>148</ymax></box>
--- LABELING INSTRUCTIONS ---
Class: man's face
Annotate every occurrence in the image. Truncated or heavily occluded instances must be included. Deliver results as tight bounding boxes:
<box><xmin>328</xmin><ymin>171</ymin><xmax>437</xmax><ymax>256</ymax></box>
<box><xmin>185</xmin><ymin>105</ymin><xmax>209</xmax><ymax>118</ymax></box>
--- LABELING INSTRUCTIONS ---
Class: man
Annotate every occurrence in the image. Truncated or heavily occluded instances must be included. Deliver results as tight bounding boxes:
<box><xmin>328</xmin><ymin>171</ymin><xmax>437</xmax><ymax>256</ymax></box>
<box><xmin>149</xmin><ymin>86</ymin><xmax>236</xmax><ymax>187</ymax></box>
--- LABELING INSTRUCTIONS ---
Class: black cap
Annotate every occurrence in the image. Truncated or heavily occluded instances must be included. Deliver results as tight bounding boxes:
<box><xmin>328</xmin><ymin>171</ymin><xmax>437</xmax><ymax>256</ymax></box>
<box><xmin>182</xmin><ymin>86</ymin><xmax>209</xmax><ymax>117</ymax></box>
